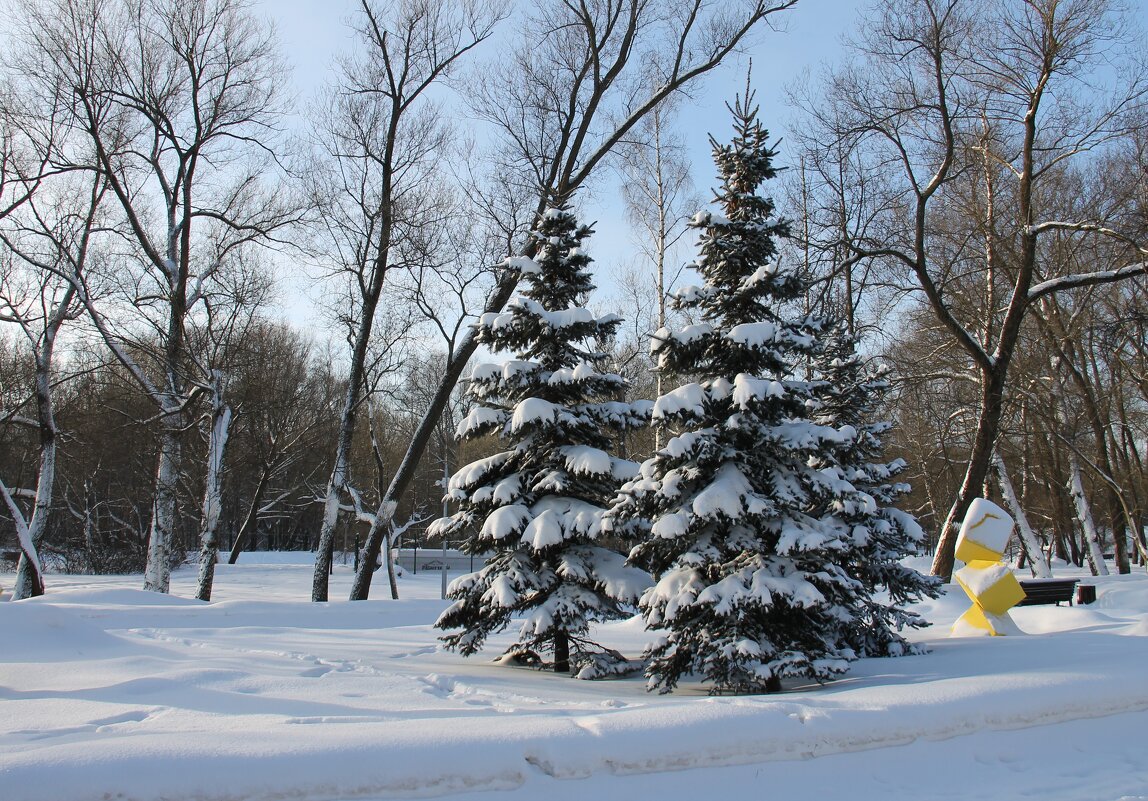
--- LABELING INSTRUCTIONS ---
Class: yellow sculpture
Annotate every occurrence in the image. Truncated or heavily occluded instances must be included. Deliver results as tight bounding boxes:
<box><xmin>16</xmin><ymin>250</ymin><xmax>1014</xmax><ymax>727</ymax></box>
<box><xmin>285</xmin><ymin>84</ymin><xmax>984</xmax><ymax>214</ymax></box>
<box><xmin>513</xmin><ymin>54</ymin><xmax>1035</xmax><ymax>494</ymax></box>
<box><xmin>951</xmin><ymin>498</ymin><xmax>1026</xmax><ymax>637</ymax></box>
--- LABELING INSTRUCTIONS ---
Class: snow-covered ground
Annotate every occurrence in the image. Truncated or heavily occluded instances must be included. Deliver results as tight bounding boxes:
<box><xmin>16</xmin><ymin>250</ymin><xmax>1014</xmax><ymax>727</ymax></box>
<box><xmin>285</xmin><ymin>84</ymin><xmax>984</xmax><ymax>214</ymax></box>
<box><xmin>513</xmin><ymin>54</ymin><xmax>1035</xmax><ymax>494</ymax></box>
<box><xmin>3</xmin><ymin>554</ymin><xmax>1147</xmax><ymax>801</ymax></box>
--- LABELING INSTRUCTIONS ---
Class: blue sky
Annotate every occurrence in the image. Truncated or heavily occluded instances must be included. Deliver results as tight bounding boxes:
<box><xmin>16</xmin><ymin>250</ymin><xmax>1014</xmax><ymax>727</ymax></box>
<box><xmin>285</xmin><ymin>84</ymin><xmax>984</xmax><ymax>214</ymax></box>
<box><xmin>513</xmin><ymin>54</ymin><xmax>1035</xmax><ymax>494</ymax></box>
<box><xmin>262</xmin><ymin>0</ymin><xmax>857</xmax><ymax>322</ymax></box>
<box><xmin>266</xmin><ymin>0</ymin><xmax>854</xmax><ymax>176</ymax></box>
<box><xmin>260</xmin><ymin>0</ymin><xmax>1148</xmax><ymax>326</ymax></box>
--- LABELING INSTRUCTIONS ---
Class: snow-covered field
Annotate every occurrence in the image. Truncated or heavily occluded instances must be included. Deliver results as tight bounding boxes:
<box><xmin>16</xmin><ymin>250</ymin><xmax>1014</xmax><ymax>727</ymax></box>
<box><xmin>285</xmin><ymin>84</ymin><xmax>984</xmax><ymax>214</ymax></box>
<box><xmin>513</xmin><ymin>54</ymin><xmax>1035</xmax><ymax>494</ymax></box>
<box><xmin>4</xmin><ymin>554</ymin><xmax>1148</xmax><ymax>801</ymax></box>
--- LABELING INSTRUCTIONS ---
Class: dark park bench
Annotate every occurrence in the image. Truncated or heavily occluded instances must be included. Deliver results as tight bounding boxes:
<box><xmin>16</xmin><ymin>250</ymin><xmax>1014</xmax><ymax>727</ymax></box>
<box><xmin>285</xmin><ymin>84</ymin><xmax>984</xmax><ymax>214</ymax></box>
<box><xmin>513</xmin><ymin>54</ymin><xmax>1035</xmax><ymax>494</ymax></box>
<box><xmin>1017</xmin><ymin>578</ymin><xmax>1081</xmax><ymax>606</ymax></box>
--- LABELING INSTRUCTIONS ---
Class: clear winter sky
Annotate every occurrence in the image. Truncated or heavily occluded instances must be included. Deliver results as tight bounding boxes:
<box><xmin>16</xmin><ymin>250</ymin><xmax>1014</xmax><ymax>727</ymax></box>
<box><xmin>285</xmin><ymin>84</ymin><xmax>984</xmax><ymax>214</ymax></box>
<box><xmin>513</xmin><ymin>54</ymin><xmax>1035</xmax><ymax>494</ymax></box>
<box><xmin>260</xmin><ymin>0</ymin><xmax>1148</xmax><ymax>330</ymax></box>
<box><xmin>260</xmin><ymin>0</ymin><xmax>860</xmax><ymax>328</ymax></box>
<box><xmin>266</xmin><ymin>0</ymin><xmax>852</xmax><ymax>153</ymax></box>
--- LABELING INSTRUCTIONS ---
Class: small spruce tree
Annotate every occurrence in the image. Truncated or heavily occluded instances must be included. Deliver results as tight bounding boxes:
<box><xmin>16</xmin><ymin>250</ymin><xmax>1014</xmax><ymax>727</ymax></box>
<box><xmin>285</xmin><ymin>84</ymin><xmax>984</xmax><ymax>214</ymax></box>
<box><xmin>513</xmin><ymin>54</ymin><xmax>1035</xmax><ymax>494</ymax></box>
<box><xmin>432</xmin><ymin>205</ymin><xmax>649</xmax><ymax>675</ymax></box>
<box><xmin>808</xmin><ymin>331</ymin><xmax>942</xmax><ymax>658</ymax></box>
<box><xmin>608</xmin><ymin>90</ymin><xmax>936</xmax><ymax>694</ymax></box>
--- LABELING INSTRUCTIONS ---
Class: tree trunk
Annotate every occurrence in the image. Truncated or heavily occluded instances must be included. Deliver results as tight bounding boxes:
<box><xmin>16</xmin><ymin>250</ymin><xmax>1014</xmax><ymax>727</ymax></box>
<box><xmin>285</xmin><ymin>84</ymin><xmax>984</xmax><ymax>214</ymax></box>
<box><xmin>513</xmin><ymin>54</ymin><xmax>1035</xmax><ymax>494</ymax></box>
<box><xmin>349</xmin><ymin>270</ymin><xmax>520</xmax><ymax>601</ymax></box>
<box><xmin>196</xmin><ymin>380</ymin><xmax>232</xmax><ymax>602</ymax></box>
<box><xmin>312</xmin><ymin>471</ymin><xmax>345</xmax><ymax>602</ymax></box>
<box><xmin>312</xmin><ymin>213</ymin><xmax>391</xmax><ymax>600</ymax></box>
<box><xmin>1057</xmin><ymin>331</ymin><xmax>1131</xmax><ymax>574</ymax></box>
<box><xmin>1069</xmin><ymin>454</ymin><xmax>1109</xmax><ymax>576</ymax></box>
<box><xmin>553</xmin><ymin>629</ymin><xmax>570</xmax><ymax>674</ymax></box>
<box><xmin>12</xmin><ymin>448</ymin><xmax>52</xmax><ymax>599</ymax></box>
<box><xmin>144</xmin><ymin>408</ymin><xmax>183</xmax><ymax>593</ymax></box>
<box><xmin>1</xmin><ymin>481</ymin><xmax>45</xmax><ymax>600</ymax></box>
<box><xmin>993</xmin><ymin>451</ymin><xmax>1052</xmax><ymax>578</ymax></box>
<box><xmin>228</xmin><ymin>462</ymin><xmax>272</xmax><ymax>564</ymax></box>
<box><xmin>13</xmin><ymin>352</ymin><xmax>60</xmax><ymax>599</ymax></box>
<box><xmin>930</xmin><ymin>367</ymin><xmax>1008</xmax><ymax>579</ymax></box>
<box><xmin>384</xmin><ymin>529</ymin><xmax>399</xmax><ymax>600</ymax></box>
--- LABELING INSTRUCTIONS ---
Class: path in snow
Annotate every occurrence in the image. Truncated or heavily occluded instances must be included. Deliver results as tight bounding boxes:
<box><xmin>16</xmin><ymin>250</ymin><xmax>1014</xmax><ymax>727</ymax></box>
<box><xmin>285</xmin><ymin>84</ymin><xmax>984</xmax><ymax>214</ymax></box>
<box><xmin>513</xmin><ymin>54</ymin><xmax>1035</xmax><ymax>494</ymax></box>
<box><xmin>2</xmin><ymin>556</ymin><xmax>1147</xmax><ymax>801</ymax></box>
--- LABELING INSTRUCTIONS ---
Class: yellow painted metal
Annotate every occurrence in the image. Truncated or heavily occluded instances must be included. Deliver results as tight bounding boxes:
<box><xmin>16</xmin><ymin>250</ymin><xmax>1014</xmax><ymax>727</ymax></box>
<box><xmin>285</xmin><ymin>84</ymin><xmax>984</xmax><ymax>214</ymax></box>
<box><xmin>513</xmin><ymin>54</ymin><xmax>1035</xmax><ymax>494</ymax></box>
<box><xmin>955</xmin><ymin>605</ymin><xmax>993</xmax><ymax>633</ymax></box>
<box><xmin>955</xmin><ymin>564</ymin><xmax>1027</xmax><ymax>617</ymax></box>
<box><xmin>955</xmin><ymin>537</ymin><xmax>1003</xmax><ymax>564</ymax></box>
<box><xmin>950</xmin><ymin>500</ymin><xmax>1024</xmax><ymax>637</ymax></box>
<box><xmin>954</xmin><ymin>605</ymin><xmax>1008</xmax><ymax>636</ymax></box>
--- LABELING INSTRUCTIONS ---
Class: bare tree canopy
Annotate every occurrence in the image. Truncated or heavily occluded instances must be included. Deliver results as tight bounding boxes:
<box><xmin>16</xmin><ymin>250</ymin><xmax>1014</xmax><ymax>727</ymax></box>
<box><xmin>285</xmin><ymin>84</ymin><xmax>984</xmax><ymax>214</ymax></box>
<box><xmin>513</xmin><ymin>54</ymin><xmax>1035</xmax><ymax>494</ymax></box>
<box><xmin>7</xmin><ymin>0</ymin><xmax>297</xmax><ymax>593</ymax></box>
<box><xmin>793</xmin><ymin>0</ymin><xmax>1148</xmax><ymax>579</ymax></box>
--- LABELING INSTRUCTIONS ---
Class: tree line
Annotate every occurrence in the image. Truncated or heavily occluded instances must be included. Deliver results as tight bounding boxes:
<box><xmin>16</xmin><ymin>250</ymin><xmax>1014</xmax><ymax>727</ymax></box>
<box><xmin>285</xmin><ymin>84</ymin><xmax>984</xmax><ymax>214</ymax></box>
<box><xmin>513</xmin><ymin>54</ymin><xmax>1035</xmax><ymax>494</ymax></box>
<box><xmin>2</xmin><ymin>0</ymin><xmax>1146</xmax><ymax>605</ymax></box>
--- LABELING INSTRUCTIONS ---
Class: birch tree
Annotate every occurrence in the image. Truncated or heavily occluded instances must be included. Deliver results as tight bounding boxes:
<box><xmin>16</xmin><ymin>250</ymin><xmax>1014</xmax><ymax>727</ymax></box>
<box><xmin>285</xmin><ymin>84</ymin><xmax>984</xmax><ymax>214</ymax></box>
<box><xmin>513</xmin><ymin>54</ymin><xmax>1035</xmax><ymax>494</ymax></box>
<box><xmin>194</xmin><ymin>370</ymin><xmax>231</xmax><ymax>600</ymax></box>
<box><xmin>992</xmin><ymin>450</ymin><xmax>1052</xmax><ymax>577</ymax></box>
<box><xmin>1068</xmin><ymin>452</ymin><xmax>1110</xmax><ymax>576</ymax></box>
<box><xmin>0</xmin><ymin>137</ymin><xmax>109</xmax><ymax>597</ymax></box>
<box><xmin>615</xmin><ymin>102</ymin><xmax>700</xmax><ymax>447</ymax></box>
<box><xmin>12</xmin><ymin>0</ymin><xmax>296</xmax><ymax>592</ymax></box>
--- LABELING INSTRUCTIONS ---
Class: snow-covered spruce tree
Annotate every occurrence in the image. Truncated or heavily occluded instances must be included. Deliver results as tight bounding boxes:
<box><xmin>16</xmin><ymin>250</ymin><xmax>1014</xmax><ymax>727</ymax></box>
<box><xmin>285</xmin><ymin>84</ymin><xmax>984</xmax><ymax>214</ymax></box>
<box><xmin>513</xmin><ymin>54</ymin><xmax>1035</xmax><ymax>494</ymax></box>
<box><xmin>432</xmin><ymin>205</ymin><xmax>650</xmax><ymax>676</ymax></box>
<box><xmin>608</xmin><ymin>92</ymin><xmax>935</xmax><ymax>694</ymax></box>
<box><xmin>809</xmin><ymin>333</ymin><xmax>941</xmax><ymax>658</ymax></box>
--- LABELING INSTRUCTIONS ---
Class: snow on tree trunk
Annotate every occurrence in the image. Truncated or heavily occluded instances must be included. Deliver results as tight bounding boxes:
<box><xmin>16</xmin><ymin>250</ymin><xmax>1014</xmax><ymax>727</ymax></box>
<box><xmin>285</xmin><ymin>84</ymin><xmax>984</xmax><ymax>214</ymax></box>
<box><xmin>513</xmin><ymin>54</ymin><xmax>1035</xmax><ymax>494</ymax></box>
<box><xmin>352</xmin><ymin>499</ymin><xmax>401</xmax><ymax>600</ymax></box>
<box><xmin>930</xmin><ymin>368</ymin><xmax>1010</xmax><ymax>581</ymax></box>
<box><xmin>12</xmin><ymin>445</ymin><xmax>54</xmax><ymax>600</ymax></box>
<box><xmin>12</xmin><ymin>455</ymin><xmax>52</xmax><ymax>599</ymax></box>
<box><xmin>383</xmin><ymin>529</ymin><xmax>399</xmax><ymax>601</ymax></box>
<box><xmin>12</xmin><ymin>336</ymin><xmax>67</xmax><ymax>599</ymax></box>
<box><xmin>144</xmin><ymin>413</ymin><xmax>182</xmax><ymax>594</ymax></box>
<box><xmin>1</xmin><ymin>480</ymin><xmax>44</xmax><ymax>598</ymax></box>
<box><xmin>433</xmin><ymin>205</ymin><xmax>650</xmax><ymax>676</ymax></box>
<box><xmin>1069</xmin><ymin>454</ymin><xmax>1110</xmax><ymax>577</ymax></box>
<box><xmin>196</xmin><ymin>376</ymin><xmax>233</xmax><ymax>602</ymax></box>
<box><xmin>312</xmin><ymin>387</ymin><xmax>355</xmax><ymax>596</ymax></box>
<box><xmin>993</xmin><ymin>451</ymin><xmax>1052</xmax><ymax>578</ymax></box>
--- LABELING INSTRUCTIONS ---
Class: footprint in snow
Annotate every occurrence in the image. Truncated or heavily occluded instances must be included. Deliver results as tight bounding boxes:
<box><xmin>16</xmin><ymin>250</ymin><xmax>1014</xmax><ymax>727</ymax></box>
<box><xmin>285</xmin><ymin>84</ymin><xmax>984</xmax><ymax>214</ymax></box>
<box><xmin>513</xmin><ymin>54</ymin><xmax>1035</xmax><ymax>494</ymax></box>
<box><xmin>418</xmin><ymin>673</ymin><xmax>458</xmax><ymax>696</ymax></box>
<box><xmin>389</xmin><ymin>646</ymin><xmax>437</xmax><ymax>659</ymax></box>
<box><xmin>14</xmin><ymin>709</ymin><xmax>155</xmax><ymax>741</ymax></box>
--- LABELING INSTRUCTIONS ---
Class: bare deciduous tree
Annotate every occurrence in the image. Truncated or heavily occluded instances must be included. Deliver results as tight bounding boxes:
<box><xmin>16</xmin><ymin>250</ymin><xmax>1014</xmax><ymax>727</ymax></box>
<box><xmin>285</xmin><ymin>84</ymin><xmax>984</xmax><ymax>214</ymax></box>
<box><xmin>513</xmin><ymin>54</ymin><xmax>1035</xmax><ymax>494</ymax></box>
<box><xmin>12</xmin><ymin>0</ymin><xmax>297</xmax><ymax>592</ymax></box>
<box><xmin>799</xmin><ymin>0</ymin><xmax>1148</xmax><ymax>579</ymax></box>
<box><xmin>0</xmin><ymin>141</ymin><xmax>110</xmax><ymax>597</ymax></box>
<box><xmin>305</xmin><ymin>0</ymin><xmax>504</xmax><ymax>601</ymax></box>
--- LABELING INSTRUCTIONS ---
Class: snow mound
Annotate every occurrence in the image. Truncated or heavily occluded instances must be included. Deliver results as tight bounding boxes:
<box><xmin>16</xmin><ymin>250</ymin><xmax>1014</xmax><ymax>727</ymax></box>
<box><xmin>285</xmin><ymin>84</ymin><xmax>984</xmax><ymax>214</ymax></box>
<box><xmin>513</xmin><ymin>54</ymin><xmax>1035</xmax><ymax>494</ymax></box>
<box><xmin>2</xmin><ymin>602</ymin><xmax>131</xmax><ymax>660</ymax></box>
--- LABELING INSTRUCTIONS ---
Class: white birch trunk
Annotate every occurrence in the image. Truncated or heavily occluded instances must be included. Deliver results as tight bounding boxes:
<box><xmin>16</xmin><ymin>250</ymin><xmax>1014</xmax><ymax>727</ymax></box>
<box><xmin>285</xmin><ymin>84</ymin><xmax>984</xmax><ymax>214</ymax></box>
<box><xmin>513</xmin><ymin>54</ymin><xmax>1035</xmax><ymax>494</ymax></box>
<box><xmin>1069</xmin><ymin>453</ymin><xmax>1109</xmax><ymax>576</ymax></box>
<box><xmin>993</xmin><ymin>451</ymin><xmax>1052</xmax><ymax>578</ymax></box>
<box><xmin>1</xmin><ymin>480</ymin><xmax>44</xmax><ymax>596</ymax></box>
<box><xmin>196</xmin><ymin>376</ymin><xmax>232</xmax><ymax>602</ymax></box>
<box><xmin>12</xmin><ymin>341</ymin><xmax>64</xmax><ymax>598</ymax></box>
<box><xmin>144</xmin><ymin>413</ymin><xmax>182</xmax><ymax>593</ymax></box>
<box><xmin>312</xmin><ymin>461</ymin><xmax>346</xmax><ymax>601</ymax></box>
<box><xmin>383</xmin><ymin>527</ymin><xmax>399</xmax><ymax>601</ymax></box>
<box><xmin>13</xmin><ymin>443</ymin><xmax>54</xmax><ymax>598</ymax></box>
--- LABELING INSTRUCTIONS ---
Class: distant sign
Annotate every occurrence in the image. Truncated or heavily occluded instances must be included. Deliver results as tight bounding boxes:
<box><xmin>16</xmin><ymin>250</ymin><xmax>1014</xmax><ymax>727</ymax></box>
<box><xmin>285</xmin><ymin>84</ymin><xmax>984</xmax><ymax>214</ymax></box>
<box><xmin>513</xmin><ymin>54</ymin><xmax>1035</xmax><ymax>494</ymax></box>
<box><xmin>393</xmin><ymin>548</ymin><xmax>484</xmax><ymax>573</ymax></box>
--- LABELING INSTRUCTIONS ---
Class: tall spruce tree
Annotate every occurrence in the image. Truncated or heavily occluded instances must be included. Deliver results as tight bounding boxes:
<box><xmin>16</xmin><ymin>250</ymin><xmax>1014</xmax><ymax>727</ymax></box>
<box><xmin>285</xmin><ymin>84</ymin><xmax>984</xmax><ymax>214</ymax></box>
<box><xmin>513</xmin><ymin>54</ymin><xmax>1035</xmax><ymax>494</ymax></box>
<box><xmin>608</xmin><ymin>91</ymin><xmax>936</xmax><ymax>694</ymax></box>
<box><xmin>432</xmin><ymin>205</ymin><xmax>649</xmax><ymax>675</ymax></box>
